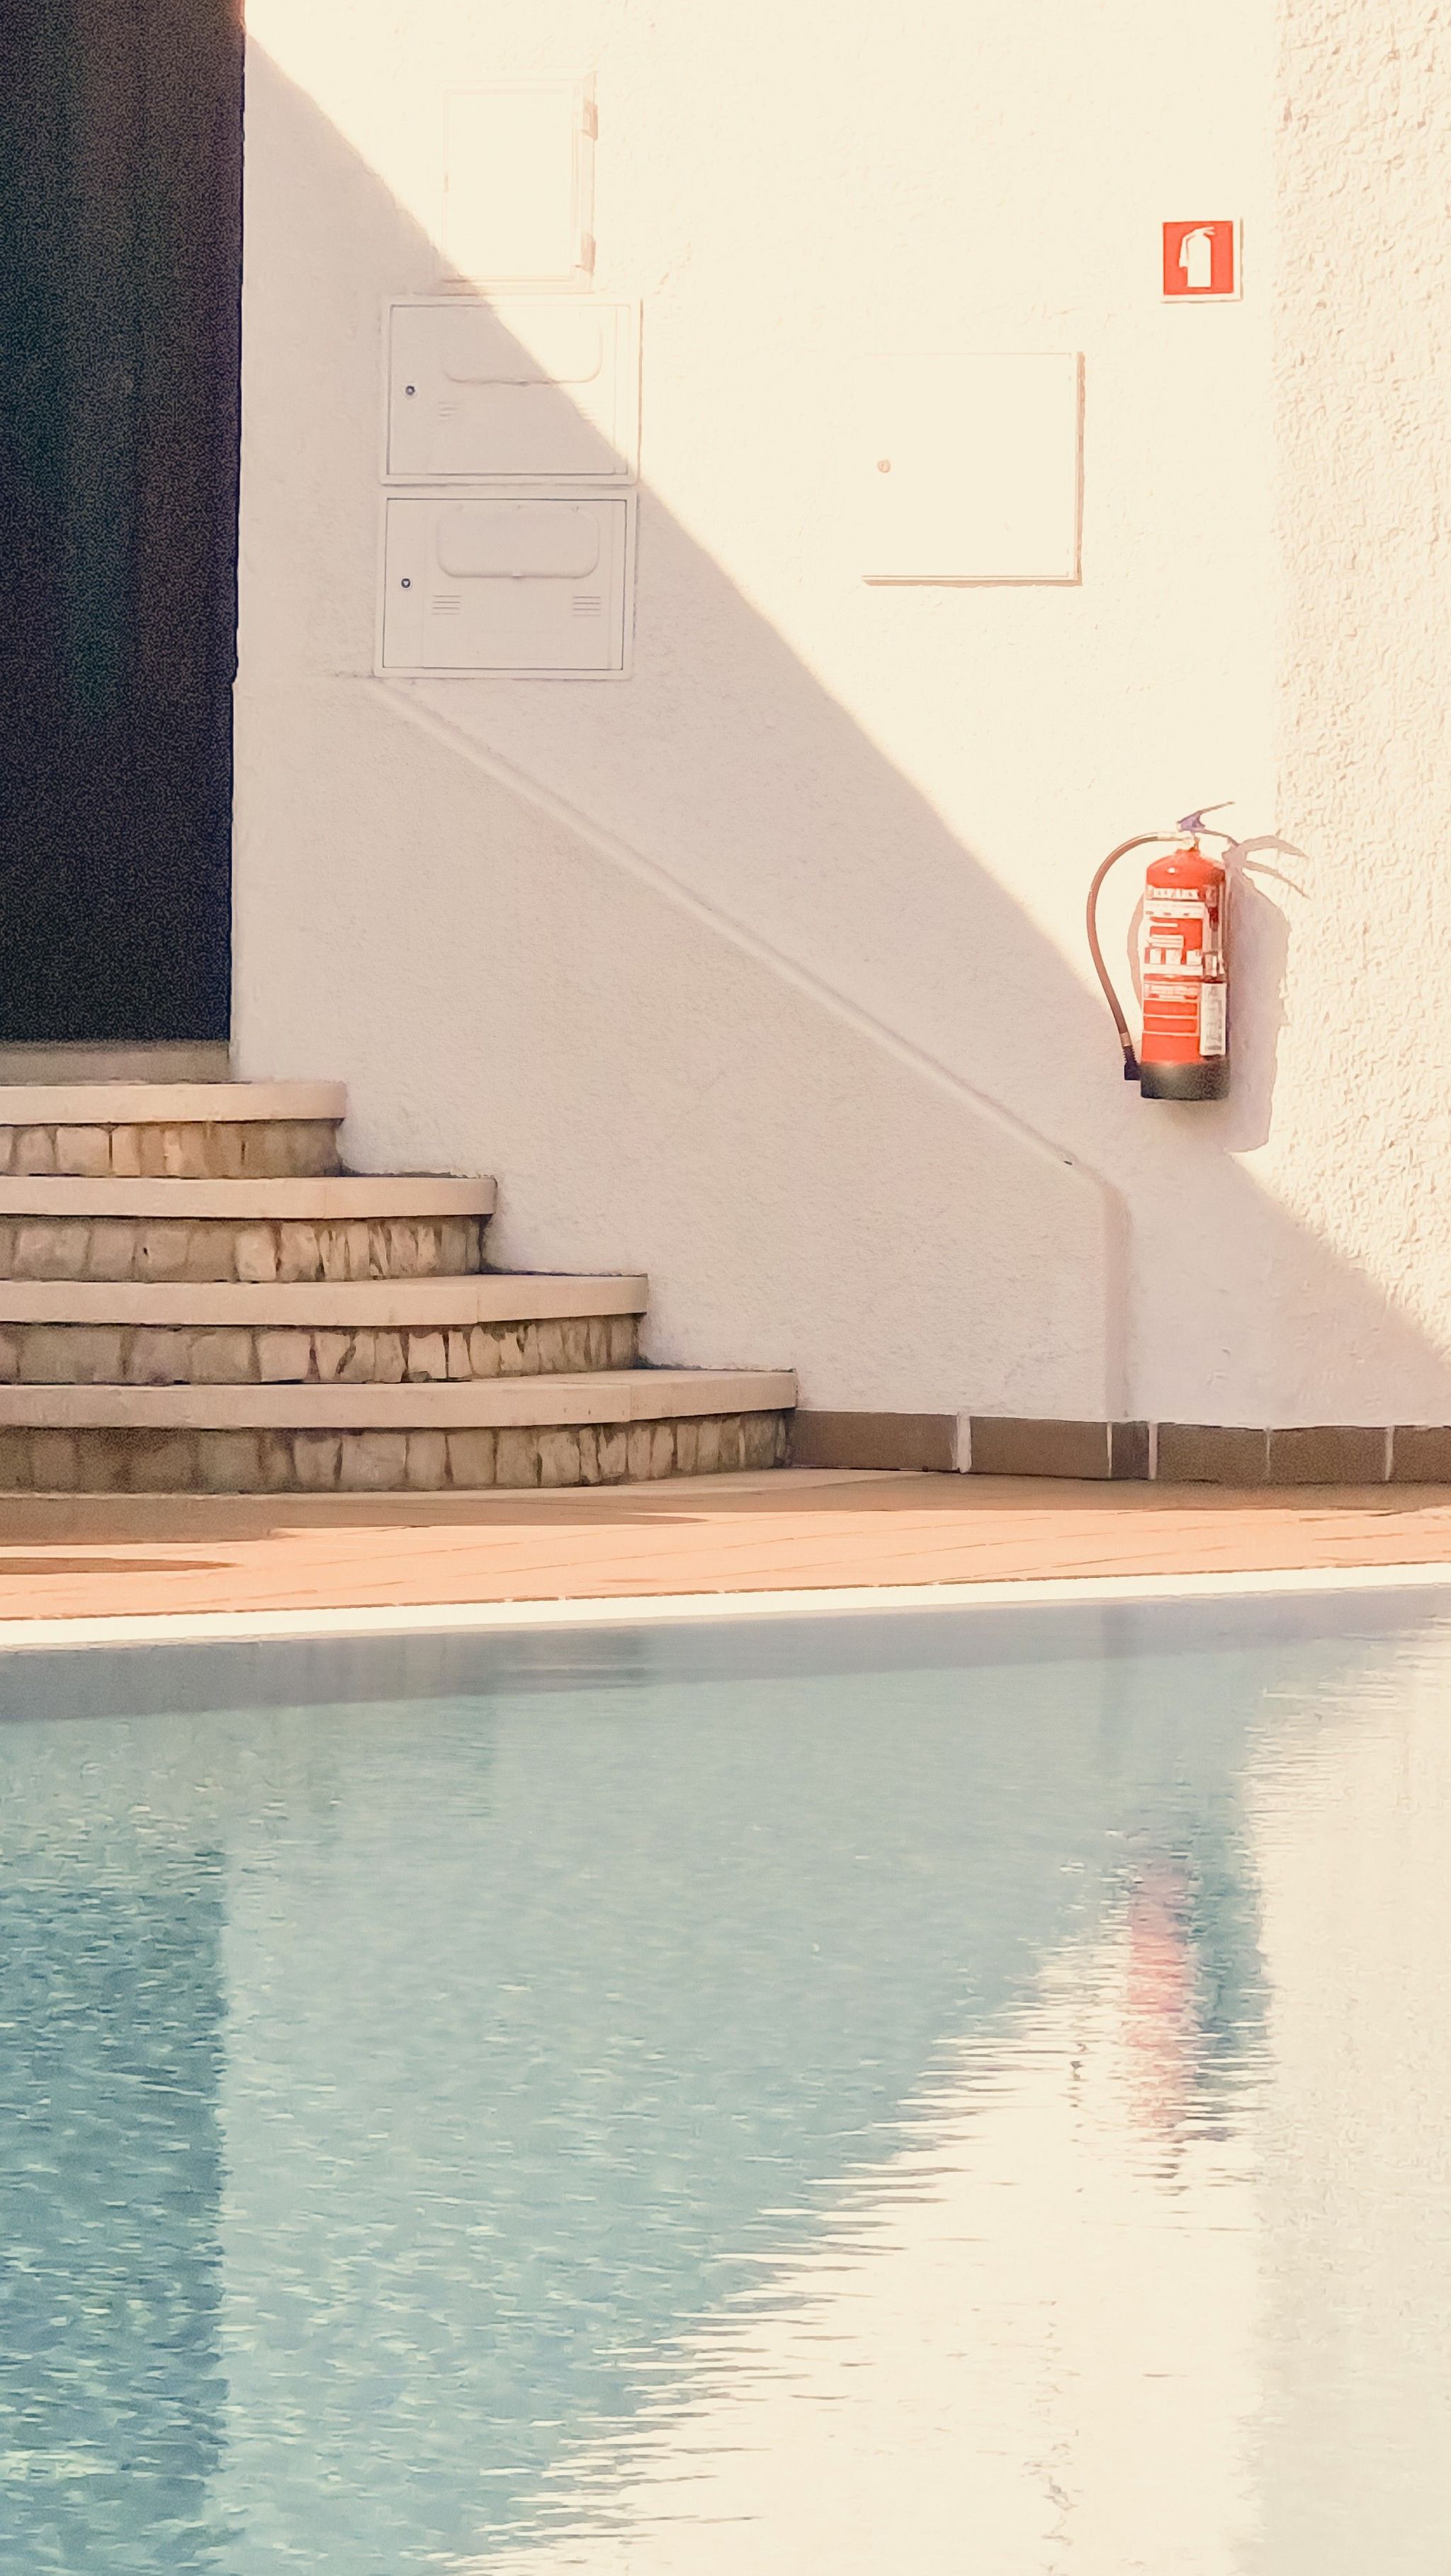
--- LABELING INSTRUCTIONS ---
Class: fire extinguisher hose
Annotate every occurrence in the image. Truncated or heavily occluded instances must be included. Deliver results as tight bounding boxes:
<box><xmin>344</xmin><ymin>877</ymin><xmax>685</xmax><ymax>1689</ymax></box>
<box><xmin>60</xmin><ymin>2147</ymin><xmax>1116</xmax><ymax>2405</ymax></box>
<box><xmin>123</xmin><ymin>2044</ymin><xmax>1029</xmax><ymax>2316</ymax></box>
<box><xmin>1085</xmin><ymin>834</ymin><xmax>1168</xmax><ymax>1082</ymax></box>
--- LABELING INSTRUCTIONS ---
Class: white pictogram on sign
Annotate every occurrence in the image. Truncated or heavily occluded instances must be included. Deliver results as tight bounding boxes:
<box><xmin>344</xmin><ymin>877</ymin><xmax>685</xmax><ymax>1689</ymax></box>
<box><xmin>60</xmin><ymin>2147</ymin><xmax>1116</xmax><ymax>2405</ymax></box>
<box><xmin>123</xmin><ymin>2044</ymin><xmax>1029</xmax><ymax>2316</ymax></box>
<box><xmin>1180</xmin><ymin>228</ymin><xmax>1213</xmax><ymax>290</ymax></box>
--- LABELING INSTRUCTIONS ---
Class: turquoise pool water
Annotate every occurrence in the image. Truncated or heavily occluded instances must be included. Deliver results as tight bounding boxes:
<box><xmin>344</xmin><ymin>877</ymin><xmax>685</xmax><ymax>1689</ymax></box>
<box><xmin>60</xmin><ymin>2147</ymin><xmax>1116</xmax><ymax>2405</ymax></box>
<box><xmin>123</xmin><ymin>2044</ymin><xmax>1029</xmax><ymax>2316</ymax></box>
<box><xmin>1</xmin><ymin>1594</ymin><xmax>1448</xmax><ymax>2572</ymax></box>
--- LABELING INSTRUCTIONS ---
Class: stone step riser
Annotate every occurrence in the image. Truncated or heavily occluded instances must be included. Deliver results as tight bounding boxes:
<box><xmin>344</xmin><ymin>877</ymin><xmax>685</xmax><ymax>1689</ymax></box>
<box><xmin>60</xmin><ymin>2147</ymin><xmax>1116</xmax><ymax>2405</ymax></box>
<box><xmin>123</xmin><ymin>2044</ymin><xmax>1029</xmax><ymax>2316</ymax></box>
<box><xmin>0</xmin><ymin>1122</ymin><xmax>341</xmax><ymax>1180</ymax></box>
<box><xmin>0</xmin><ymin>1217</ymin><xmax>486</xmax><ymax>1286</ymax></box>
<box><xmin>0</xmin><ymin>1411</ymin><xmax>791</xmax><ymax>1494</ymax></box>
<box><xmin>0</xmin><ymin>1315</ymin><xmax>639</xmax><ymax>1387</ymax></box>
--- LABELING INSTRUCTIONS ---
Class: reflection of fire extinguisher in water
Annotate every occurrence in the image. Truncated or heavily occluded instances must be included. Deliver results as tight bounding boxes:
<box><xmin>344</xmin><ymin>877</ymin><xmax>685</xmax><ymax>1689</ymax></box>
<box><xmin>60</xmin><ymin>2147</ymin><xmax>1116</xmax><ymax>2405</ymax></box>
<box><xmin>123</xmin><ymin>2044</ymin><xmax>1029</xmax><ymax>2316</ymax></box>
<box><xmin>1086</xmin><ymin>805</ymin><xmax>1235</xmax><ymax>1101</ymax></box>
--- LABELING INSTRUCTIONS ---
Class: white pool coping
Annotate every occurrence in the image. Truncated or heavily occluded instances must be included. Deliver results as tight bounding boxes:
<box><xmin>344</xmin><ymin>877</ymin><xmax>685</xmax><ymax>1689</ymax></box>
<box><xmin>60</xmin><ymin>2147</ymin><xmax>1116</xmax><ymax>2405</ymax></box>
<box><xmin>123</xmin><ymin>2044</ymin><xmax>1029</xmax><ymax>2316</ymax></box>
<box><xmin>1</xmin><ymin>1556</ymin><xmax>1450</xmax><ymax>1655</ymax></box>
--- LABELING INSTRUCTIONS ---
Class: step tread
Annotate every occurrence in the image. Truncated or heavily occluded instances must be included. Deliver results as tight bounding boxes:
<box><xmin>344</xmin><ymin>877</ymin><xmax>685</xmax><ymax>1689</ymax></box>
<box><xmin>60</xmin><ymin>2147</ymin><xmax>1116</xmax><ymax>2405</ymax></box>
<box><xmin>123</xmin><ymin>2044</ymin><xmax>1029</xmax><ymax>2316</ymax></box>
<box><xmin>0</xmin><ymin>1045</ymin><xmax>231</xmax><ymax>1084</ymax></box>
<box><xmin>0</xmin><ymin>1275</ymin><xmax>645</xmax><ymax>1326</ymax></box>
<box><xmin>0</xmin><ymin>1082</ymin><xmax>345</xmax><ymax>1125</ymax></box>
<box><xmin>0</xmin><ymin>1175</ymin><xmax>495</xmax><ymax>1219</ymax></box>
<box><xmin>0</xmin><ymin>1370</ymin><xmax>795</xmax><ymax>1429</ymax></box>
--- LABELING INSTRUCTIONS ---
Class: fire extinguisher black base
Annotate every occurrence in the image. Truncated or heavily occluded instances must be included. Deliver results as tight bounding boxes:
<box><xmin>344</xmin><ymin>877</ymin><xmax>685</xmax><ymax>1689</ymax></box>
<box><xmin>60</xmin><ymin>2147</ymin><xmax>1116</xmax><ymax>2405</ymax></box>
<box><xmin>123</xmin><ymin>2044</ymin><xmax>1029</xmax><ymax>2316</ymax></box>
<box><xmin>1139</xmin><ymin>1059</ymin><xmax>1229</xmax><ymax>1102</ymax></box>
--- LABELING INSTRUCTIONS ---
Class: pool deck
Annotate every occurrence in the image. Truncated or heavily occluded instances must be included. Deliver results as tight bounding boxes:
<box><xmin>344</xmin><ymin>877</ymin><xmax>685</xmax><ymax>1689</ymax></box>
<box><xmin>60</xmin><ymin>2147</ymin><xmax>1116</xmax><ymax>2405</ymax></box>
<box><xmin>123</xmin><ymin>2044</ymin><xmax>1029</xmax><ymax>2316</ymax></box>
<box><xmin>0</xmin><ymin>1468</ymin><xmax>1449</xmax><ymax>1624</ymax></box>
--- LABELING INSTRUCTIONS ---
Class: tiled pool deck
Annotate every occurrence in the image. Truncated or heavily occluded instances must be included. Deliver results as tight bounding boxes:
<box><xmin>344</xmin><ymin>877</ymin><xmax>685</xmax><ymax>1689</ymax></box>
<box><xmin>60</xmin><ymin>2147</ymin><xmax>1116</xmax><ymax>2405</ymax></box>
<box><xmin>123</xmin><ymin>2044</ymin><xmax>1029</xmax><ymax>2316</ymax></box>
<box><xmin>0</xmin><ymin>1467</ymin><xmax>1449</xmax><ymax>1625</ymax></box>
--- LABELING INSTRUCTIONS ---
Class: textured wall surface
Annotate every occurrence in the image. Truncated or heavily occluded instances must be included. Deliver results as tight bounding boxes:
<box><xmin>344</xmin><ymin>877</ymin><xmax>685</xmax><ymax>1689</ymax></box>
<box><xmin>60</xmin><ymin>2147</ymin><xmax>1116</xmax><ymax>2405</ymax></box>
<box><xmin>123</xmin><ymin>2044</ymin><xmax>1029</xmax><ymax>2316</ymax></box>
<box><xmin>1268</xmin><ymin>1</ymin><xmax>1451</xmax><ymax>1417</ymax></box>
<box><xmin>234</xmin><ymin>0</ymin><xmax>1451</xmax><ymax>1422</ymax></box>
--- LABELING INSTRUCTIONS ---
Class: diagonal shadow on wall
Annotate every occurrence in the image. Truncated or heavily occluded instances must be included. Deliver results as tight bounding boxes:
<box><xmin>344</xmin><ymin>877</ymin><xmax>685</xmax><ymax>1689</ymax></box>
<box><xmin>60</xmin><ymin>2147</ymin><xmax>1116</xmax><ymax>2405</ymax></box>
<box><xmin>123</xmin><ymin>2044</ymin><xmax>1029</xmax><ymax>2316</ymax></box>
<box><xmin>233</xmin><ymin>48</ymin><xmax>1451</xmax><ymax>1431</ymax></box>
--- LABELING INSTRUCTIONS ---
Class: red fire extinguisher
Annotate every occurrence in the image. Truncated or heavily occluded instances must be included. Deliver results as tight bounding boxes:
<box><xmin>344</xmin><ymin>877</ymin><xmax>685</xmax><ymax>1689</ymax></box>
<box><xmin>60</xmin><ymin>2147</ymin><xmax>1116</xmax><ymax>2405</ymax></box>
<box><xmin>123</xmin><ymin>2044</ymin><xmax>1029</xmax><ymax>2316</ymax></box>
<box><xmin>1086</xmin><ymin>805</ymin><xmax>1233</xmax><ymax>1100</ymax></box>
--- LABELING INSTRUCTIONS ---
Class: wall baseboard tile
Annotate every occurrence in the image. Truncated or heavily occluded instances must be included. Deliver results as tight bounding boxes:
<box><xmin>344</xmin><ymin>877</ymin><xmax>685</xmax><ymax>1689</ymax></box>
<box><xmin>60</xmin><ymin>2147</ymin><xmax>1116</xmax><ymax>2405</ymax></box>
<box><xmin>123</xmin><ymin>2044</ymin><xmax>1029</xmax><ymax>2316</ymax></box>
<box><xmin>789</xmin><ymin>1410</ymin><xmax>959</xmax><ymax>1473</ymax></box>
<box><xmin>1390</xmin><ymin>1426</ymin><xmax>1451</xmax><ymax>1482</ymax></box>
<box><xmin>964</xmin><ymin>1417</ymin><xmax>1127</xmax><ymax>1481</ymax></box>
<box><xmin>791</xmin><ymin>1412</ymin><xmax>1446</xmax><ymax>1485</ymax></box>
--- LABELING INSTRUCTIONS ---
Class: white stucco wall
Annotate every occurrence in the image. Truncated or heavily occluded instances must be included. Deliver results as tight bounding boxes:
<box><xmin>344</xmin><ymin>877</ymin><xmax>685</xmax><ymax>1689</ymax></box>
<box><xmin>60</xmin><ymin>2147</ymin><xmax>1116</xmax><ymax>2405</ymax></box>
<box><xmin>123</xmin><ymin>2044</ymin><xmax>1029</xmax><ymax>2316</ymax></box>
<box><xmin>235</xmin><ymin>0</ymin><xmax>1451</xmax><ymax>1425</ymax></box>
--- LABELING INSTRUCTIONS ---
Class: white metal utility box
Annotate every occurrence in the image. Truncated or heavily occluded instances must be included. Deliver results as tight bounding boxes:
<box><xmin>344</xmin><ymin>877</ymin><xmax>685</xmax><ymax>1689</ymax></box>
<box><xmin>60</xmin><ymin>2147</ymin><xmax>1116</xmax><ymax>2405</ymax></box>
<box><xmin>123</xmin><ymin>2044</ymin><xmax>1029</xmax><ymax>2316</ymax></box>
<box><xmin>441</xmin><ymin>79</ymin><xmax>596</xmax><ymax>286</ymax></box>
<box><xmin>379</xmin><ymin>492</ymin><xmax>634</xmax><ymax>676</ymax></box>
<box><xmin>385</xmin><ymin>300</ymin><xmax>638</xmax><ymax>484</ymax></box>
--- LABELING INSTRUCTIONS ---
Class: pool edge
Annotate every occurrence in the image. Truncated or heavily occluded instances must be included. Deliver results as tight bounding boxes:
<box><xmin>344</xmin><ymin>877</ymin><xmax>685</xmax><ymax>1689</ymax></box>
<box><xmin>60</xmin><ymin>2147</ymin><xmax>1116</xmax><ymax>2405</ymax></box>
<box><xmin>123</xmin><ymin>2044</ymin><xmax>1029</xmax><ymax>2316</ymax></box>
<box><xmin>1</xmin><ymin>1558</ymin><xmax>1450</xmax><ymax>1655</ymax></box>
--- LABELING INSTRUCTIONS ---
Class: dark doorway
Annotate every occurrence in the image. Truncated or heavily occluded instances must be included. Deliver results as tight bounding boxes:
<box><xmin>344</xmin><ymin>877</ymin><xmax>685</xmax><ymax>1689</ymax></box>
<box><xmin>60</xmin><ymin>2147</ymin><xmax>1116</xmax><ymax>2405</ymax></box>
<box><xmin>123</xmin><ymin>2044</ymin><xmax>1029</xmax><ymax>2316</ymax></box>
<box><xmin>0</xmin><ymin>0</ymin><xmax>241</xmax><ymax>1042</ymax></box>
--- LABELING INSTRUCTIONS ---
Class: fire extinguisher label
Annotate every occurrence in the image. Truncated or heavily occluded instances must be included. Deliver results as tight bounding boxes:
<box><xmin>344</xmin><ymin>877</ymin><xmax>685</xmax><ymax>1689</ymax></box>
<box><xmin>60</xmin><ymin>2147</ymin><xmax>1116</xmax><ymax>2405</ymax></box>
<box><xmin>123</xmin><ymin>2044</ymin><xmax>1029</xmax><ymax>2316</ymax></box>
<box><xmin>1199</xmin><ymin>982</ymin><xmax>1227</xmax><ymax>1055</ymax></box>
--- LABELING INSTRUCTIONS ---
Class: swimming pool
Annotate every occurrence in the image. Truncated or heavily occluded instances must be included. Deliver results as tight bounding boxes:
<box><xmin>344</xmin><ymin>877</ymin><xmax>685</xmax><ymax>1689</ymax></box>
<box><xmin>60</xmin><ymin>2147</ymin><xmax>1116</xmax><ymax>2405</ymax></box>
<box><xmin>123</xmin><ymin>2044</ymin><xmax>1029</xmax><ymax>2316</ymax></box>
<box><xmin>1</xmin><ymin>1590</ymin><xmax>1447</xmax><ymax>2572</ymax></box>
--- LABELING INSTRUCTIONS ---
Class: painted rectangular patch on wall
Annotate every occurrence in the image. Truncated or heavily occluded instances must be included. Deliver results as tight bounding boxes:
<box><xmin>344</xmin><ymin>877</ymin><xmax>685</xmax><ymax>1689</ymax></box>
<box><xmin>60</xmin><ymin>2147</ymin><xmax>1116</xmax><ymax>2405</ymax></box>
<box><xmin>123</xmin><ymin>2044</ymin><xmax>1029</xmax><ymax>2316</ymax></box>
<box><xmin>379</xmin><ymin>492</ymin><xmax>633</xmax><ymax>676</ymax></box>
<box><xmin>387</xmin><ymin>300</ymin><xmax>639</xmax><ymax>482</ymax></box>
<box><xmin>442</xmin><ymin>80</ymin><xmax>595</xmax><ymax>285</ymax></box>
<box><xmin>854</xmin><ymin>353</ymin><xmax>1082</xmax><ymax>584</ymax></box>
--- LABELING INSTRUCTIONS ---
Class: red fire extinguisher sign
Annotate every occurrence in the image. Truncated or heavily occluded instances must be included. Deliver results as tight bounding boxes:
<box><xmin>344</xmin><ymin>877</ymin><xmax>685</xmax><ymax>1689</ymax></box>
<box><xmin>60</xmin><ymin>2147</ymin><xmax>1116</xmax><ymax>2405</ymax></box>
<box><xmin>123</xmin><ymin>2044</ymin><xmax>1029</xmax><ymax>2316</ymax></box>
<box><xmin>1162</xmin><ymin>220</ymin><xmax>1238</xmax><ymax>300</ymax></box>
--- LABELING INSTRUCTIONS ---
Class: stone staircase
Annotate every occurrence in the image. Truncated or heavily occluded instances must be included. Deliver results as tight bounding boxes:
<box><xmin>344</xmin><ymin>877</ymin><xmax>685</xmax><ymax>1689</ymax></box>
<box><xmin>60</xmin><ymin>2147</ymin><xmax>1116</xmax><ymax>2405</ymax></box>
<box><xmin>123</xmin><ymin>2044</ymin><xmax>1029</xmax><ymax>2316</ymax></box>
<box><xmin>0</xmin><ymin>1077</ymin><xmax>794</xmax><ymax>1493</ymax></box>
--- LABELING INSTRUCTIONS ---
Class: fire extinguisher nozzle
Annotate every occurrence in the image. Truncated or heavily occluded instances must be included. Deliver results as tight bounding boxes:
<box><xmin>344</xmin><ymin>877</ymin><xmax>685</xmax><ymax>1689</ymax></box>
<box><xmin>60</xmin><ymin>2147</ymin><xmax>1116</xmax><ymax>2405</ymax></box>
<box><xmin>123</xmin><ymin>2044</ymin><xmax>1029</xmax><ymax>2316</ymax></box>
<box><xmin>1123</xmin><ymin>1054</ymin><xmax>1141</xmax><ymax>1083</ymax></box>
